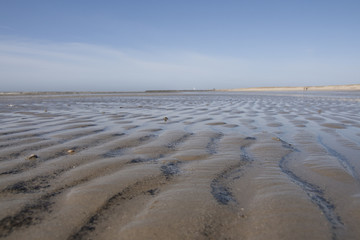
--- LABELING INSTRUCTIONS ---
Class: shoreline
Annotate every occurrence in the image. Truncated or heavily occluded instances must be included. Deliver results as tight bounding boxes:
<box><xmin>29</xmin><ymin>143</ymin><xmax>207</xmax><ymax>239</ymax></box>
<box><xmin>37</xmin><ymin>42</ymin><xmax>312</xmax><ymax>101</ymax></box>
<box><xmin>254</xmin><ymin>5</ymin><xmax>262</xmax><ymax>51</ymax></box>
<box><xmin>1</xmin><ymin>84</ymin><xmax>359</xmax><ymax>96</ymax></box>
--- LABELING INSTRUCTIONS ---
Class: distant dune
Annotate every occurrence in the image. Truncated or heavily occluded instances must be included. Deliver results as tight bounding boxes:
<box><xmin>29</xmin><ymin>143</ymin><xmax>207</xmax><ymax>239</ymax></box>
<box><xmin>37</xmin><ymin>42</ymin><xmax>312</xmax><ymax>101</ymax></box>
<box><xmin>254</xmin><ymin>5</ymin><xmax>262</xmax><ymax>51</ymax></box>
<box><xmin>1</xmin><ymin>84</ymin><xmax>359</xmax><ymax>95</ymax></box>
<box><xmin>219</xmin><ymin>84</ymin><xmax>360</xmax><ymax>92</ymax></box>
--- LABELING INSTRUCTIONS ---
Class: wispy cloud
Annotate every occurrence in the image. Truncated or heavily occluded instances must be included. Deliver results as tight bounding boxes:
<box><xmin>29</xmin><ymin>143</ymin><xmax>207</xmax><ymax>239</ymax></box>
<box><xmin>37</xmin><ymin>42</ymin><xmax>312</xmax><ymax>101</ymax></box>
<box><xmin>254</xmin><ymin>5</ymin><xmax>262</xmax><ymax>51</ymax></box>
<box><xmin>0</xmin><ymin>39</ymin><xmax>359</xmax><ymax>91</ymax></box>
<box><xmin>0</xmin><ymin>40</ymin><xmax>249</xmax><ymax>91</ymax></box>
<box><xmin>0</xmin><ymin>26</ymin><xmax>12</xmax><ymax>30</ymax></box>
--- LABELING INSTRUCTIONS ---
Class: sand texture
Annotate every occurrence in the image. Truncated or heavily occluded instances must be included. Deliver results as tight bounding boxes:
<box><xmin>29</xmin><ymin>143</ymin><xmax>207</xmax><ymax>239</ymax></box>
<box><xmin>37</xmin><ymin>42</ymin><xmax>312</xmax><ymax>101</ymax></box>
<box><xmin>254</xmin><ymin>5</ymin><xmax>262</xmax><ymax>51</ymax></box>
<box><xmin>0</xmin><ymin>91</ymin><xmax>360</xmax><ymax>240</ymax></box>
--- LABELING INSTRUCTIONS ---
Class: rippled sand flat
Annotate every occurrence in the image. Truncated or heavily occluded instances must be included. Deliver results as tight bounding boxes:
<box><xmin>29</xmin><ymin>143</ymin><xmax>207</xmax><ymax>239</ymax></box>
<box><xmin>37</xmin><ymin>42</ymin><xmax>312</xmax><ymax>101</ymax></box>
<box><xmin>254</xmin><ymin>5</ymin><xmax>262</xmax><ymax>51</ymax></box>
<box><xmin>0</xmin><ymin>91</ymin><xmax>359</xmax><ymax>240</ymax></box>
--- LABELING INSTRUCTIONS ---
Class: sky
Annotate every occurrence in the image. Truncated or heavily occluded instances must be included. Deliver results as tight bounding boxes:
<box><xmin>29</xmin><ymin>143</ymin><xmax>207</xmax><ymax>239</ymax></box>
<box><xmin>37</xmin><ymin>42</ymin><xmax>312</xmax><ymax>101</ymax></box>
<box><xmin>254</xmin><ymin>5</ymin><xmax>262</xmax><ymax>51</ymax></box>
<box><xmin>0</xmin><ymin>0</ymin><xmax>359</xmax><ymax>91</ymax></box>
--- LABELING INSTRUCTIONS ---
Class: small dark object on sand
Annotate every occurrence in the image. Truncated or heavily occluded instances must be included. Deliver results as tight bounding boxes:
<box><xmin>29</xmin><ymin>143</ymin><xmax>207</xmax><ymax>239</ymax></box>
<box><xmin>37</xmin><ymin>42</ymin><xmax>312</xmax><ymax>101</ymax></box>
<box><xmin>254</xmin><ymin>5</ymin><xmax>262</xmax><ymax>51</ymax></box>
<box><xmin>163</xmin><ymin>117</ymin><xmax>168</xmax><ymax>122</ymax></box>
<box><xmin>27</xmin><ymin>154</ymin><xmax>39</xmax><ymax>160</ymax></box>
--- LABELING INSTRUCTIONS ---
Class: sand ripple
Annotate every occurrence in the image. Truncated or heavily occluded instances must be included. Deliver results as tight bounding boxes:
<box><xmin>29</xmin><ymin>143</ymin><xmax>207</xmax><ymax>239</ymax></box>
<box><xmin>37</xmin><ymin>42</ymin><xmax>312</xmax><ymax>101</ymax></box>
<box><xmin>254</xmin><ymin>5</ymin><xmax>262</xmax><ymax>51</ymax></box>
<box><xmin>0</xmin><ymin>91</ymin><xmax>359</xmax><ymax>240</ymax></box>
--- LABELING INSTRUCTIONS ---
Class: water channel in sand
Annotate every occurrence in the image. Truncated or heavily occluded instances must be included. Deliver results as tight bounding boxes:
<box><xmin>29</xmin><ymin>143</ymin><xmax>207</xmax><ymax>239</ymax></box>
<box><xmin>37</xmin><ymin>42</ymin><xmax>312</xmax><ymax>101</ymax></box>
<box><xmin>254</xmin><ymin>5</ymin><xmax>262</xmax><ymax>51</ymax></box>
<box><xmin>0</xmin><ymin>91</ymin><xmax>359</xmax><ymax>239</ymax></box>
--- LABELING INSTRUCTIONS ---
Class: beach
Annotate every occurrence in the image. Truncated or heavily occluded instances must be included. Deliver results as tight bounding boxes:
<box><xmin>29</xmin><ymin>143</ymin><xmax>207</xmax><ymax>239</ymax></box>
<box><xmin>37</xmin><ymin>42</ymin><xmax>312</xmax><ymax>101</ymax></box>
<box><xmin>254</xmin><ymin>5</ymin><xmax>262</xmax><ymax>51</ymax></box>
<box><xmin>0</xmin><ymin>91</ymin><xmax>360</xmax><ymax>240</ymax></box>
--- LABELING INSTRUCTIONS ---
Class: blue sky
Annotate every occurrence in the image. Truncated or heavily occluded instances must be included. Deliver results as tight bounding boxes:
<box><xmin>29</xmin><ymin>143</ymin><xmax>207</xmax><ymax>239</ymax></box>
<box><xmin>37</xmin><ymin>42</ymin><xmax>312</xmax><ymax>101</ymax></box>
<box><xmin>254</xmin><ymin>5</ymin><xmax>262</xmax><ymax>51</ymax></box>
<box><xmin>1</xmin><ymin>0</ymin><xmax>359</xmax><ymax>91</ymax></box>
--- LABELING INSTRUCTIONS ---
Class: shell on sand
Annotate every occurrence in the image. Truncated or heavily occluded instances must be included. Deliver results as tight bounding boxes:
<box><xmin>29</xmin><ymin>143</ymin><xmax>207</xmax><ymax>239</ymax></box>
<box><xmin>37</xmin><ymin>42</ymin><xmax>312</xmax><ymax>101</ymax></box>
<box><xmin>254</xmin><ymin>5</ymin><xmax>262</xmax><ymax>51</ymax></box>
<box><xmin>27</xmin><ymin>154</ymin><xmax>38</xmax><ymax>160</ymax></box>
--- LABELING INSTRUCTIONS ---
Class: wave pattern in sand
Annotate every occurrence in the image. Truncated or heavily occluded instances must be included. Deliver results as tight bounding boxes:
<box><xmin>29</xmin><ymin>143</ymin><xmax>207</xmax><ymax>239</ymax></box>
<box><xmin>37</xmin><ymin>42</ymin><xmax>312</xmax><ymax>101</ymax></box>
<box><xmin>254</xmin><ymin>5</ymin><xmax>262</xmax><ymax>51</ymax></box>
<box><xmin>0</xmin><ymin>92</ymin><xmax>360</xmax><ymax>240</ymax></box>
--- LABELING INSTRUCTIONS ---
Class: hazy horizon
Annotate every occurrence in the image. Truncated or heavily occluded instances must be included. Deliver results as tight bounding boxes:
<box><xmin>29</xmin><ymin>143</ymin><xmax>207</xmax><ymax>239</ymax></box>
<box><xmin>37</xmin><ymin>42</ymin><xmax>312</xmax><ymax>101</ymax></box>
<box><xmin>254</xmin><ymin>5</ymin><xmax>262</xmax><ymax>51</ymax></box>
<box><xmin>1</xmin><ymin>1</ymin><xmax>359</xmax><ymax>91</ymax></box>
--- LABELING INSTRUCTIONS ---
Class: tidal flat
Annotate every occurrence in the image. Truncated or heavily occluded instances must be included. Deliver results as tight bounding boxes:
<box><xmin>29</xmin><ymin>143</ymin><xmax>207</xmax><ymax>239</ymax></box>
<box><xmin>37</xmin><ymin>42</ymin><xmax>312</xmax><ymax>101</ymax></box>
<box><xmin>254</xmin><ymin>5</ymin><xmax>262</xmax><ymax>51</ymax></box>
<box><xmin>0</xmin><ymin>91</ymin><xmax>359</xmax><ymax>240</ymax></box>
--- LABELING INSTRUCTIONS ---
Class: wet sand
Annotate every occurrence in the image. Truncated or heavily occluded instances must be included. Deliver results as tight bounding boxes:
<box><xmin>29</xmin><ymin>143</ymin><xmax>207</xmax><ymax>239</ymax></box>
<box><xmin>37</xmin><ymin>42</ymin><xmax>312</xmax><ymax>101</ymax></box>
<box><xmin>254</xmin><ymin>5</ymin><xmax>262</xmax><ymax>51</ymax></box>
<box><xmin>0</xmin><ymin>91</ymin><xmax>359</xmax><ymax>240</ymax></box>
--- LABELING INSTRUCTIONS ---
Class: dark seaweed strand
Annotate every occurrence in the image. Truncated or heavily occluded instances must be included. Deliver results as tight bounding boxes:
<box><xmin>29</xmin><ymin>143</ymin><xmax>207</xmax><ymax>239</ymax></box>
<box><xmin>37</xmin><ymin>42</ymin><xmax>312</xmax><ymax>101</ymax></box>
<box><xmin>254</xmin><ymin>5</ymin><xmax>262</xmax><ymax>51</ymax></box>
<box><xmin>237</xmin><ymin>137</ymin><xmax>256</xmax><ymax>168</ymax></box>
<box><xmin>318</xmin><ymin>135</ymin><xmax>359</xmax><ymax>182</ymax></box>
<box><xmin>209</xmin><ymin>133</ymin><xmax>235</xmax><ymax>205</ymax></box>
<box><xmin>103</xmin><ymin>134</ymin><xmax>155</xmax><ymax>158</ymax></box>
<box><xmin>67</xmin><ymin>176</ymin><xmax>166</xmax><ymax>240</ymax></box>
<box><xmin>160</xmin><ymin>161</ymin><xmax>181</xmax><ymax>180</ymax></box>
<box><xmin>128</xmin><ymin>134</ymin><xmax>190</xmax><ymax>164</ymax></box>
<box><xmin>68</xmin><ymin>136</ymin><xmax>185</xmax><ymax>239</ymax></box>
<box><xmin>2</xmin><ymin>169</ymin><xmax>65</xmax><ymax>194</ymax></box>
<box><xmin>0</xmin><ymin>191</ymin><xmax>61</xmax><ymax>238</ymax></box>
<box><xmin>210</xmin><ymin>137</ymin><xmax>256</xmax><ymax>205</ymax></box>
<box><xmin>0</xmin><ymin>159</ymin><xmax>132</xmax><ymax>239</ymax></box>
<box><xmin>206</xmin><ymin>133</ymin><xmax>224</xmax><ymax>155</ymax></box>
<box><xmin>240</xmin><ymin>145</ymin><xmax>253</xmax><ymax>163</ymax></box>
<box><xmin>0</xmin><ymin>161</ymin><xmax>37</xmax><ymax>175</ymax></box>
<box><xmin>241</xmin><ymin>137</ymin><xmax>256</xmax><ymax>161</ymax></box>
<box><xmin>128</xmin><ymin>157</ymin><xmax>158</xmax><ymax>164</ymax></box>
<box><xmin>166</xmin><ymin>133</ymin><xmax>193</xmax><ymax>150</ymax></box>
<box><xmin>278</xmin><ymin>139</ymin><xmax>343</xmax><ymax>240</ymax></box>
<box><xmin>102</xmin><ymin>147</ymin><xmax>125</xmax><ymax>158</ymax></box>
<box><xmin>232</xmin><ymin>137</ymin><xmax>256</xmax><ymax>179</ymax></box>
<box><xmin>0</xmin><ymin>163</ymin><xmax>113</xmax><ymax>237</ymax></box>
<box><xmin>210</xmin><ymin>178</ymin><xmax>237</xmax><ymax>205</ymax></box>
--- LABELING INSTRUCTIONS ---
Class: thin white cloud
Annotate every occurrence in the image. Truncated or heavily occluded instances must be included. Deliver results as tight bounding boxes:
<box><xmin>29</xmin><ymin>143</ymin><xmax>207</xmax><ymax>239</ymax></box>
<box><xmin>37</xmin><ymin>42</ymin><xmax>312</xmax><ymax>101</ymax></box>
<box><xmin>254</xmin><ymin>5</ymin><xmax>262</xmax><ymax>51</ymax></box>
<box><xmin>0</xmin><ymin>26</ymin><xmax>12</xmax><ymax>30</ymax></box>
<box><xmin>0</xmin><ymin>39</ymin><xmax>359</xmax><ymax>91</ymax></box>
